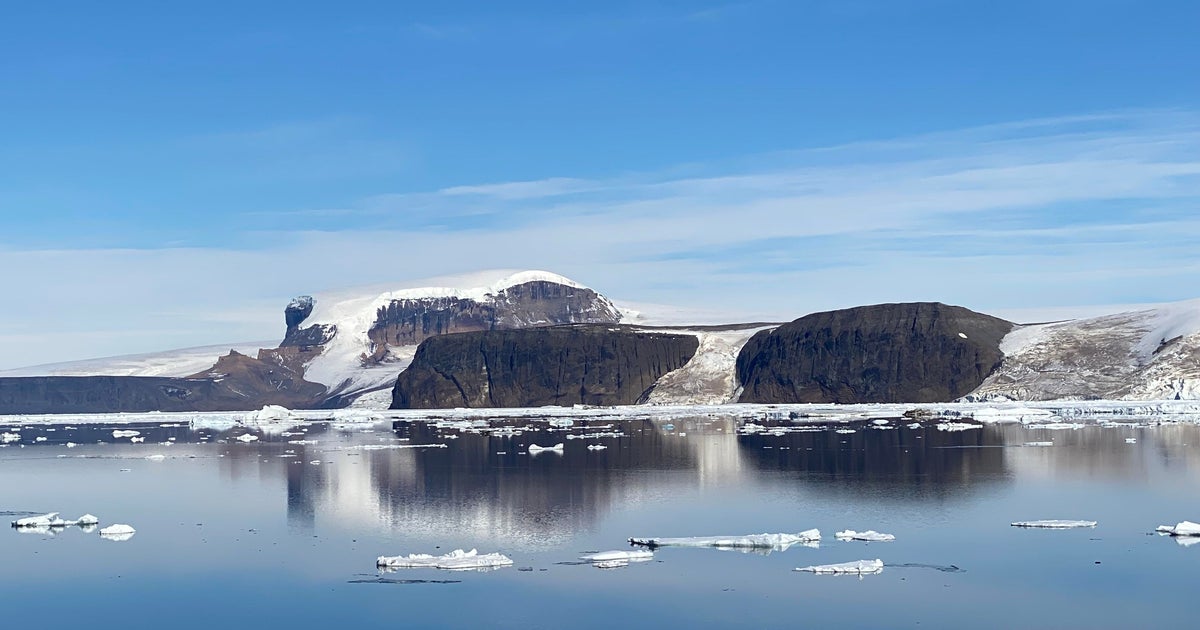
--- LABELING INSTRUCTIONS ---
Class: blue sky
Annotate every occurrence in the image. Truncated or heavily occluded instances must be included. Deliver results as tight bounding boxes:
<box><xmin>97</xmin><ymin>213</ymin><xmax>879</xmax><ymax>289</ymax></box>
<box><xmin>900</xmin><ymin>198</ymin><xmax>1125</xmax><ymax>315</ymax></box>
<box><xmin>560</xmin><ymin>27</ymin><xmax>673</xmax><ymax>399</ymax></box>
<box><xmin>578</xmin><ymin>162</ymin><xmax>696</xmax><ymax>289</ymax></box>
<box><xmin>1</xmin><ymin>0</ymin><xmax>1198</xmax><ymax>369</ymax></box>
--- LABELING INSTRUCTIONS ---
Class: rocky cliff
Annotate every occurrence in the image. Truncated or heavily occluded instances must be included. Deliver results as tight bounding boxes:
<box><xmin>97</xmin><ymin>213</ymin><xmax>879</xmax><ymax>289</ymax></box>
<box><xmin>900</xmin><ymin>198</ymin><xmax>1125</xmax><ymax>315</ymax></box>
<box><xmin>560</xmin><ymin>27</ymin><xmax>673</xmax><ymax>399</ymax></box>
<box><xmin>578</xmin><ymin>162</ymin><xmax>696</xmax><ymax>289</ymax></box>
<box><xmin>391</xmin><ymin>325</ymin><xmax>699</xmax><ymax>409</ymax></box>
<box><xmin>0</xmin><ymin>350</ymin><xmax>326</xmax><ymax>414</ymax></box>
<box><xmin>736</xmin><ymin>303</ymin><xmax>1013</xmax><ymax>404</ymax></box>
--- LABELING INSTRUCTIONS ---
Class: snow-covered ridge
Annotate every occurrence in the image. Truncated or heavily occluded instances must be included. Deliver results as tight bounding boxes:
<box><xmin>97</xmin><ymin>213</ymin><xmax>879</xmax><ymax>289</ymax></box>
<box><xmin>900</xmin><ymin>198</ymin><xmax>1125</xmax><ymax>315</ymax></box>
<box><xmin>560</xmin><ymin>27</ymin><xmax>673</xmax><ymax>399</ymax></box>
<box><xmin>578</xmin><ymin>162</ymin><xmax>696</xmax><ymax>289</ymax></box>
<box><xmin>970</xmin><ymin>298</ymin><xmax>1200</xmax><ymax>401</ymax></box>
<box><xmin>0</xmin><ymin>341</ymin><xmax>273</xmax><ymax>378</ymax></box>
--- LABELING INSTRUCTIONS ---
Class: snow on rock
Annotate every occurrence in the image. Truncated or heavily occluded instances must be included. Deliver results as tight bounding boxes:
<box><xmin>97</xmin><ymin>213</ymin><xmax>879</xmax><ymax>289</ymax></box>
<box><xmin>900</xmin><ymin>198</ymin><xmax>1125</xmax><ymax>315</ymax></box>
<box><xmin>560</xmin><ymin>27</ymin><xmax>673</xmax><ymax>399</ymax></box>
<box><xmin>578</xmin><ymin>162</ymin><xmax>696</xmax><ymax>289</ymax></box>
<box><xmin>629</xmin><ymin>530</ymin><xmax>821</xmax><ymax>550</ymax></box>
<box><xmin>835</xmin><ymin>530</ymin><xmax>896</xmax><ymax>542</ymax></box>
<box><xmin>527</xmin><ymin>443</ymin><xmax>564</xmax><ymax>454</ymax></box>
<box><xmin>1156</xmin><ymin>521</ymin><xmax>1200</xmax><ymax>536</ymax></box>
<box><xmin>1011</xmin><ymin>520</ymin><xmax>1097</xmax><ymax>529</ymax></box>
<box><xmin>376</xmin><ymin>548</ymin><xmax>513</xmax><ymax>571</ymax></box>
<box><xmin>795</xmin><ymin>559</ymin><xmax>884</xmax><ymax>575</ymax></box>
<box><xmin>644</xmin><ymin>326</ymin><xmax>776</xmax><ymax>405</ymax></box>
<box><xmin>969</xmin><ymin>299</ymin><xmax>1200</xmax><ymax>402</ymax></box>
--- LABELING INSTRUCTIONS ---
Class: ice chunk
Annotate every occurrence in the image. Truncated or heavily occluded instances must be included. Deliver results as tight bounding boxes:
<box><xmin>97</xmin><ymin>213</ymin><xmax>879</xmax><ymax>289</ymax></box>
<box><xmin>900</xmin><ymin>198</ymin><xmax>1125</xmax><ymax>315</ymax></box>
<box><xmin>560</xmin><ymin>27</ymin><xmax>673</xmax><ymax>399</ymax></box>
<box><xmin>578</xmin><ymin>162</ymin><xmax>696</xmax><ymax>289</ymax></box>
<box><xmin>145</xmin><ymin>454</ymin><xmax>166</xmax><ymax>461</ymax></box>
<box><xmin>795</xmin><ymin>559</ymin><xmax>884</xmax><ymax>575</ymax></box>
<box><xmin>246</xmin><ymin>405</ymin><xmax>295</xmax><ymax>422</ymax></box>
<box><xmin>77</xmin><ymin>514</ymin><xmax>99</xmax><ymax>526</ymax></box>
<box><xmin>527</xmin><ymin>443</ymin><xmax>564</xmax><ymax>454</ymax></box>
<box><xmin>1125</xmin><ymin>437</ymin><xmax>1137</xmax><ymax>444</ymax></box>
<box><xmin>234</xmin><ymin>434</ymin><xmax>259</xmax><ymax>443</ymax></box>
<box><xmin>376</xmin><ymin>548</ymin><xmax>513</xmax><ymax>571</ymax></box>
<box><xmin>586</xmin><ymin>444</ymin><xmax>608</xmax><ymax>451</ymax></box>
<box><xmin>835</xmin><ymin>530</ymin><xmax>896</xmax><ymax>542</ymax></box>
<box><xmin>1</xmin><ymin>432</ymin><xmax>20</xmax><ymax>443</ymax></box>
<box><xmin>99</xmin><ymin>524</ymin><xmax>136</xmax><ymax>541</ymax></box>
<box><xmin>12</xmin><ymin>512</ymin><xmax>59</xmax><ymax>528</ymax></box>
<box><xmin>936</xmin><ymin>423</ymin><xmax>980</xmax><ymax>432</ymax></box>
<box><xmin>112</xmin><ymin>430</ymin><xmax>141</xmax><ymax>438</ymax></box>
<box><xmin>1011</xmin><ymin>520</ymin><xmax>1097</xmax><ymax>529</ymax></box>
<box><xmin>580</xmin><ymin>550</ymin><xmax>654</xmax><ymax>566</ymax></box>
<box><xmin>1156</xmin><ymin>521</ymin><xmax>1200</xmax><ymax>536</ymax></box>
<box><xmin>629</xmin><ymin>530</ymin><xmax>821</xmax><ymax>550</ymax></box>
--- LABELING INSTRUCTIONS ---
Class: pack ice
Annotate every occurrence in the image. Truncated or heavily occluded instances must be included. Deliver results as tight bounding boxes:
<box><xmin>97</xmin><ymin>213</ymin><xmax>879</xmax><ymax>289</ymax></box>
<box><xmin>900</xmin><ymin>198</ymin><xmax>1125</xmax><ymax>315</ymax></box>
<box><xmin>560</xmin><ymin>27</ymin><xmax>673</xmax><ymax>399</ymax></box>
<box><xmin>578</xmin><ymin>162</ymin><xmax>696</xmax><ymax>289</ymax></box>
<box><xmin>376</xmin><ymin>548</ymin><xmax>514</xmax><ymax>571</ymax></box>
<box><xmin>1011</xmin><ymin>520</ymin><xmax>1097</xmax><ymax>529</ymax></box>
<box><xmin>1156</xmin><ymin>521</ymin><xmax>1200</xmax><ymax>537</ymax></box>
<box><xmin>11</xmin><ymin>512</ymin><xmax>100</xmax><ymax>528</ymax></box>
<box><xmin>795</xmin><ymin>559</ymin><xmax>884</xmax><ymax>575</ymax></box>
<box><xmin>629</xmin><ymin>530</ymin><xmax>821</xmax><ymax>550</ymax></box>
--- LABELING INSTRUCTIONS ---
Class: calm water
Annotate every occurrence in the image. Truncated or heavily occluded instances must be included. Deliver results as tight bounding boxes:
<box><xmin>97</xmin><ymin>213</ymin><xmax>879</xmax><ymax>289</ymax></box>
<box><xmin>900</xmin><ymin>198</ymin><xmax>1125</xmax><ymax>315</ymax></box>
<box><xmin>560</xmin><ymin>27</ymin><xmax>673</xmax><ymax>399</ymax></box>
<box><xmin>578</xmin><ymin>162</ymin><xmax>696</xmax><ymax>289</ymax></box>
<box><xmin>2</xmin><ymin>415</ymin><xmax>1198</xmax><ymax>628</ymax></box>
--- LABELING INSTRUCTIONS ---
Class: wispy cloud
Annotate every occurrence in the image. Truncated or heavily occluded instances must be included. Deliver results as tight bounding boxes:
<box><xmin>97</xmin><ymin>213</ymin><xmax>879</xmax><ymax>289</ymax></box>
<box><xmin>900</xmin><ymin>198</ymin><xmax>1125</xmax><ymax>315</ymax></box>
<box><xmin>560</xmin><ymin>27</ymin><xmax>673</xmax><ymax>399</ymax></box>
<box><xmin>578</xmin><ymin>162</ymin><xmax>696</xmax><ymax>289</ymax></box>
<box><xmin>2</xmin><ymin>109</ymin><xmax>1198</xmax><ymax>369</ymax></box>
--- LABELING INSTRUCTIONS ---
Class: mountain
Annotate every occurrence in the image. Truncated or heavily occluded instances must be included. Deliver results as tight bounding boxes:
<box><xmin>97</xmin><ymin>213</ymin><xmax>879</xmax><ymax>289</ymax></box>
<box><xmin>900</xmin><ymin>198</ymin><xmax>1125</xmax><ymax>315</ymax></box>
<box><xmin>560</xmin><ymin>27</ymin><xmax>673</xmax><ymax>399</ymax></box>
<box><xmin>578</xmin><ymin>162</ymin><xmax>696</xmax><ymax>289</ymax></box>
<box><xmin>734</xmin><ymin>302</ymin><xmax>1013</xmax><ymax>404</ymax></box>
<box><xmin>966</xmin><ymin>300</ymin><xmax>1200</xmax><ymax>401</ymax></box>
<box><xmin>390</xmin><ymin>325</ymin><xmax>699</xmax><ymax>408</ymax></box>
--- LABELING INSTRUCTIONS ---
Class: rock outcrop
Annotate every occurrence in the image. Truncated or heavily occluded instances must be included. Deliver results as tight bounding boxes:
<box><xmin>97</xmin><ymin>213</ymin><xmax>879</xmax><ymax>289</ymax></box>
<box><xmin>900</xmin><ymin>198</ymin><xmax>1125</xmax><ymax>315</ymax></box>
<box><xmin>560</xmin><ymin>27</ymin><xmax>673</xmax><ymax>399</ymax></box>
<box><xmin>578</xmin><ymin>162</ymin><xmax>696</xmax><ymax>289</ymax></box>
<box><xmin>736</xmin><ymin>303</ymin><xmax>1013</xmax><ymax>404</ymax></box>
<box><xmin>391</xmin><ymin>325</ymin><xmax>699</xmax><ymax>409</ymax></box>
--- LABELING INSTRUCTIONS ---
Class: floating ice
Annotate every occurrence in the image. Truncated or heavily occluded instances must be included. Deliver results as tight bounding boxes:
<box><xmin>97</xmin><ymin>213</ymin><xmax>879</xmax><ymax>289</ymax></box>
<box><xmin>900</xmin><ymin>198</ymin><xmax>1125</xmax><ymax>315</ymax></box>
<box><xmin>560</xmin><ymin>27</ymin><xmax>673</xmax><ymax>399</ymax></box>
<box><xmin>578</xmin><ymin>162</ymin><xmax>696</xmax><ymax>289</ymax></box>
<box><xmin>580</xmin><ymin>550</ymin><xmax>654</xmax><ymax>567</ymax></box>
<box><xmin>145</xmin><ymin>454</ymin><xmax>166</xmax><ymax>461</ymax></box>
<box><xmin>527</xmin><ymin>443</ymin><xmax>564</xmax><ymax>454</ymax></box>
<box><xmin>130</xmin><ymin>436</ymin><xmax>145</xmax><ymax>443</ymax></box>
<box><xmin>99</xmin><ymin>524</ymin><xmax>136</xmax><ymax>541</ymax></box>
<box><xmin>1024</xmin><ymin>441</ymin><xmax>1053</xmax><ymax>447</ymax></box>
<box><xmin>835</xmin><ymin>530</ymin><xmax>895</xmax><ymax>542</ymax></box>
<box><xmin>1</xmin><ymin>432</ymin><xmax>20</xmax><ymax>443</ymax></box>
<box><xmin>246</xmin><ymin>405</ymin><xmax>296</xmax><ymax>423</ymax></box>
<box><xmin>12</xmin><ymin>512</ymin><xmax>58</xmax><ymax>528</ymax></box>
<box><xmin>1156</xmin><ymin>521</ymin><xmax>1200</xmax><ymax>537</ymax></box>
<box><xmin>112</xmin><ymin>430</ymin><xmax>140</xmax><ymax>438</ymax></box>
<box><xmin>1125</xmin><ymin>437</ymin><xmax>1138</xmax><ymax>444</ymax></box>
<box><xmin>629</xmin><ymin>530</ymin><xmax>821</xmax><ymax>550</ymax></box>
<box><xmin>936</xmin><ymin>423</ymin><xmax>980</xmax><ymax>432</ymax></box>
<box><xmin>1011</xmin><ymin>520</ymin><xmax>1097</xmax><ymax>529</ymax></box>
<box><xmin>77</xmin><ymin>514</ymin><xmax>99</xmax><ymax>526</ymax></box>
<box><xmin>906</xmin><ymin>423</ymin><xmax>922</xmax><ymax>429</ymax></box>
<box><xmin>586</xmin><ymin>444</ymin><xmax>608</xmax><ymax>451</ymax></box>
<box><xmin>376</xmin><ymin>548</ymin><xmax>513</xmax><ymax>571</ymax></box>
<box><xmin>795</xmin><ymin>559</ymin><xmax>884</xmax><ymax>575</ymax></box>
<box><xmin>234</xmin><ymin>434</ymin><xmax>259</xmax><ymax>443</ymax></box>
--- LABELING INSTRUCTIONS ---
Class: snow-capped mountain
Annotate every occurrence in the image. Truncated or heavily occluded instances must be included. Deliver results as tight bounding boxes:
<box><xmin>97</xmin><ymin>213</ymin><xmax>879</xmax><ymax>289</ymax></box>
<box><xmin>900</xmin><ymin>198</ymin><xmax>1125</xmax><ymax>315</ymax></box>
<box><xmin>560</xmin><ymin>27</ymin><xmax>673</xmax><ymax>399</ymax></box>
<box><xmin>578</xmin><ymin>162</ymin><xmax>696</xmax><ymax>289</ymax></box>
<box><xmin>967</xmin><ymin>299</ymin><xmax>1200</xmax><ymax>401</ymax></box>
<box><xmin>267</xmin><ymin>270</ymin><xmax>624</xmax><ymax>400</ymax></box>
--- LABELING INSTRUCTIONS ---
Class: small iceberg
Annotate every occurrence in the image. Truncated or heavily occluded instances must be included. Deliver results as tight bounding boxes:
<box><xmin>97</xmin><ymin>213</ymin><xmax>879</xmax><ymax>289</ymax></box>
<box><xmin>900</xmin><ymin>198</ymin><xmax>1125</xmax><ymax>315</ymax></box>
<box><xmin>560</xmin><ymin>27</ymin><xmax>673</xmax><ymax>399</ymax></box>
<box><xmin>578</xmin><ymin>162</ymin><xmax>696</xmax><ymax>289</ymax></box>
<box><xmin>580</xmin><ymin>550</ymin><xmax>653</xmax><ymax>568</ymax></box>
<box><xmin>527</xmin><ymin>443</ymin><xmax>564</xmax><ymax>454</ymax></box>
<box><xmin>112</xmin><ymin>430</ymin><xmax>141</xmax><ymax>438</ymax></box>
<box><xmin>795</xmin><ymin>559</ymin><xmax>884</xmax><ymax>575</ymax></box>
<box><xmin>1156</xmin><ymin>521</ymin><xmax>1200</xmax><ymax>537</ymax></box>
<box><xmin>234</xmin><ymin>434</ymin><xmax>259</xmax><ymax>443</ymax></box>
<box><xmin>586</xmin><ymin>444</ymin><xmax>608</xmax><ymax>451</ymax></box>
<box><xmin>1011</xmin><ymin>520</ymin><xmax>1097</xmax><ymax>529</ymax></box>
<box><xmin>99</xmin><ymin>524</ymin><xmax>136</xmax><ymax>541</ymax></box>
<box><xmin>376</xmin><ymin>549</ymin><xmax>513</xmax><ymax>571</ymax></box>
<box><xmin>1125</xmin><ymin>437</ymin><xmax>1137</xmax><ymax>444</ymax></box>
<box><xmin>629</xmin><ymin>530</ymin><xmax>820</xmax><ymax>550</ymax></box>
<box><xmin>835</xmin><ymin>530</ymin><xmax>895</xmax><ymax>542</ymax></box>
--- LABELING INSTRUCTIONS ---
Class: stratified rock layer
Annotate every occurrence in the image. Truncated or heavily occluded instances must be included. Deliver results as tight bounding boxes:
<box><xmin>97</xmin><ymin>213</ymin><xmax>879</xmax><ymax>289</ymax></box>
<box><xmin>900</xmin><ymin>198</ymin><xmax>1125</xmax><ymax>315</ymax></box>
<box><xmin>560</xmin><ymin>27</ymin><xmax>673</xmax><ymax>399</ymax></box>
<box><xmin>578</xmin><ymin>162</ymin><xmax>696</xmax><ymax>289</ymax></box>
<box><xmin>391</xmin><ymin>326</ymin><xmax>699</xmax><ymax>409</ymax></box>
<box><xmin>736</xmin><ymin>303</ymin><xmax>1012</xmax><ymax>404</ymax></box>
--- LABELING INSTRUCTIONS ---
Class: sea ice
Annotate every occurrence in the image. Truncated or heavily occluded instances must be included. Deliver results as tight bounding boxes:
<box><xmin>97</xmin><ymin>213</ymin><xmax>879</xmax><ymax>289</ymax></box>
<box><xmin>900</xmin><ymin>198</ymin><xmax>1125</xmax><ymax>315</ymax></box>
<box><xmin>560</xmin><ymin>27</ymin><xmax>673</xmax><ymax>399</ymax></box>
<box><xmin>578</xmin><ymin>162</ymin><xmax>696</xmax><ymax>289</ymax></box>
<box><xmin>234</xmin><ymin>434</ymin><xmax>259</xmax><ymax>443</ymax></box>
<box><xmin>1</xmin><ymin>432</ymin><xmax>20</xmax><ymax>443</ymax></box>
<box><xmin>12</xmin><ymin>512</ymin><xmax>58</xmax><ymax>528</ymax></box>
<box><xmin>629</xmin><ymin>530</ymin><xmax>821</xmax><ymax>550</ymax></box>
<box><xmin>1125</xmin><ymin>437</ymin><xmax>1138</xmax><ymax>444</ymax></box>
<box><xmin>936</xmin><ymin>423</ymin><xmax>981</xmax><ymax>432</ymax></box>
<box><xmin>376</xmin><ymin>548</ymin><xmax>513</xmax><ymax>571</ymax></box>
<box><xmin>835</xmin><ymin>530</ymin><xmax>896</xmax><ymax>542</ymax></box>
<box><xmin>580</xmin><ymin>550</ymin><xmax>654</xmax><ymax>563</ymax></box>
<box><xmin>99</xmin><ymin>524</ymin><xmax>136</xmax><ymax>541</ymax></box>
<box><xmin>112</xmin><ymin>430</ymin><xmax>140</xmax><ymax>438</ymax></box>
<box><xmin>586</xmin><ymin>444</ymin><xmax>608</xmax><ymax>451</ymax></box>
<box><xmin>527</xmin><ymin>443</ymin><xmax>564</xmax><ymax>454</ymax></box>
<box><xmin>1011</xmin><ymin>520</ymin><xmax>1097</xmax><ymax>529</ymax></box>
<box><xmin>1156</xmin><ymin>521</ymin><xmax>1200</xmax><ymax>537</ymax></box>
<box><xmin>795</xmin><ymin>559</ymin><xmax>884</xmax><ymax>575</ymax></box>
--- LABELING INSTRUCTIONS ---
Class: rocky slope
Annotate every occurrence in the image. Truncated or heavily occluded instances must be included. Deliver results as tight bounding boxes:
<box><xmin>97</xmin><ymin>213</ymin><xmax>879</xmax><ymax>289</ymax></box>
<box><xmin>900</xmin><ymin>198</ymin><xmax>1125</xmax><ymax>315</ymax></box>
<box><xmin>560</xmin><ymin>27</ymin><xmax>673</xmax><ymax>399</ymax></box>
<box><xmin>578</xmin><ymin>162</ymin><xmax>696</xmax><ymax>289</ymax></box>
<box><xmin>736</xmin><ymin>303</ymin><xmax>1013</xmax><ymax>404</ymax></box>
<box><xmin>967</xmin><ymin>300</ymin><xmax>1200</xmax><ymax>401</ymax></box>
<box><xmin>391</xmin><ymin>325</ymin><xmax>699</xmax><ymax>409</ymax></box>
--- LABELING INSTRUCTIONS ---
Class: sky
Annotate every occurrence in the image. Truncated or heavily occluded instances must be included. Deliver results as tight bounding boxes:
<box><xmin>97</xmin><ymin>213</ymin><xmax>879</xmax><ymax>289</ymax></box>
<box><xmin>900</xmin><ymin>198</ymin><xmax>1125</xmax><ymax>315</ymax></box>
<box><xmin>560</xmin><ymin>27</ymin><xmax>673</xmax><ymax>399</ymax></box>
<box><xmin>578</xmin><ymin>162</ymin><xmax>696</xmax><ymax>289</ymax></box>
<box><xmin>1</xmin><ymin>0</ymin><xmax>1198</xmax><ymax>370</ymax></box>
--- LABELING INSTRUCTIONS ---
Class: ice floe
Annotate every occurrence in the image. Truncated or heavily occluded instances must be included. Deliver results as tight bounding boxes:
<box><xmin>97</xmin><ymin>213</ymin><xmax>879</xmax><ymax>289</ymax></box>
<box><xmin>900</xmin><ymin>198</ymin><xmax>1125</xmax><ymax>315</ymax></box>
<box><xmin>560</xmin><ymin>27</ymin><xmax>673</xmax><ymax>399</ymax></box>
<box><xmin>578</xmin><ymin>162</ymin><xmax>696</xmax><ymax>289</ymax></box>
<box><xmin>12</xmin><ymin>512</ymin><xmax>58</xmax><ymax>528</ymax></box>
<box><xmin>527</xmin><ymin>443</ymin><xmax>564</xmax><ymax>454</ymax></box>
<box><xmin>629</xmin><ymin>530</ymin><xmax>821</xmax><ymax>550</ymax></box>
<box><xmin>1011</xmin><ymin>520</ymin><xmax>1097</xmax><ymax>529</ymax></box>
<box><xmin>580</xmin><ymin>550</ymin><xmax>653</xmax><ymax>568</ymax></box>
<box><xmin>233</xmin><ymin>434</ymin><xmax>259</xmax><ymax>443</ymax></box>
<box><xmin>936</xmin><ymin>423</ymin><xmax>981</xmax><ymax>432</ymax></box>
<box><xmin>1156</xmin><ymin>521</ymin><xmax>1200</xmax><ymax>537</ymax></box>
<box><xmin>795</xmin><ymin>559</ymin><xmax>884</xmax><ymax>575</ymax></box>
<box><xmin>376</xmin><ymin>548</ymin><xmax>513</xmax><ymax>571</ymax></box>
<box><xmin>835</xmin><ymin>530</ymin><xmax>895</xmax><ymax>542</ymax></box>
<box><xmin>1</xmin><ymin>431</ymin><xmax>19</xmax><ymax>443</ymax></box>
<box><xmin>112</xmin><ymin>430</ymin><xmax>140</xmax><ymax>438</ymax></box>
<box><xmin>586</xmin><ymin>444</ymin><xmax>608</xmax><ymax>451</ymax></box>
<box><xmin>99</xmin><ymin>524</ymin><xmax>136</xmax><ymax>541</ymax></box>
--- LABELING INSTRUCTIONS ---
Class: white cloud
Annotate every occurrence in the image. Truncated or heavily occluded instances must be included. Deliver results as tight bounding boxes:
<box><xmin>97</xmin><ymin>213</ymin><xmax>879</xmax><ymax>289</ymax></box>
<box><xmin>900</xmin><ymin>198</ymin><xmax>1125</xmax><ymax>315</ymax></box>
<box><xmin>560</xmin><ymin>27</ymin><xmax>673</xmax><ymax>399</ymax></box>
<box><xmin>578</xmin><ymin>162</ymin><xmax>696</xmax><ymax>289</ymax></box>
<box><xmin>1</xmin><ymin>109</ymin><xmax>1198</xmax><ymax>369</ymax></box>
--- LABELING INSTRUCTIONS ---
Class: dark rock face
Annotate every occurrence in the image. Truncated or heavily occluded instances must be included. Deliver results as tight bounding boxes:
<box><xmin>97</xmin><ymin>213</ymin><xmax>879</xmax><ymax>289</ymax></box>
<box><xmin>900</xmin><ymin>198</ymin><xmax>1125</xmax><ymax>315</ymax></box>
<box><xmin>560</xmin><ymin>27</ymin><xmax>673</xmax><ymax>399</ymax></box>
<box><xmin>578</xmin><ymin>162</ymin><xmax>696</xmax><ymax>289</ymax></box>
<box><xmin>391</xmin><ymin>325</ymin><xmax>699</xmax><ymax>409</ymax></box>
<box><xmin>736</xmin><ymin>303</ymin><xmax>1013</xmax><ymax>404</ymax></box>
<box><xmin>0</xmin><ymin>351</ymin><xmax>328</xmax><ymax>414</ymax></box>
<box><xmin>366</xmin><ymin>281</ymin><xmax>621</xmax><ymax>362</ymax></box>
